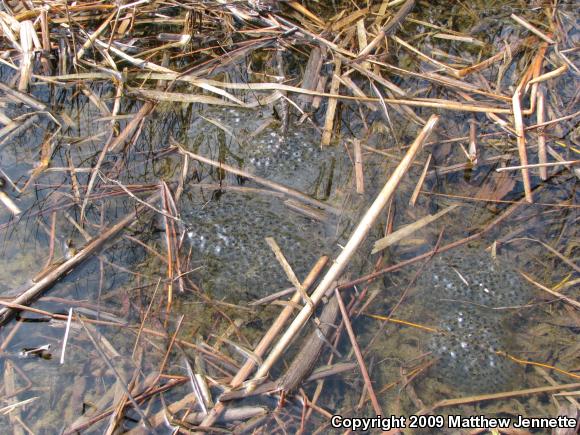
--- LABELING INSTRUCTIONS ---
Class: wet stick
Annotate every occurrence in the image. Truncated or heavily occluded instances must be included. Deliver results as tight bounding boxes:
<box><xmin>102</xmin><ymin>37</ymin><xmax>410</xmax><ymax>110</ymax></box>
<box><xmin>409</xmin><ymin>153</ymin><xmax>431</xmax><ymax>206</ymax></box>
<box><xmin>0</xmin><ymin>192</ymin><xmax>161</xmax><ymax>326</ymax></box>
<box><xmin>537</xmin><ymin>88</ymin><xmax>548</xmax><ymax>180</ymax></box>
<box><xmin>173</xmin><ymin>140</ymin><xmax>339</xmax><ymax>215</ymax></box>
<box><xmin>353</xmin><ymin>139</ymin><xmax>364</xmax><ymax>194</ymax></box>
<box><xmin>321</xmin><ymin>56</ymin><xmax>342</xmax><ymax>146</ymax></box>
<box><xmin>418</xmin><ymin>382</ymin><xmax>580</xmax><ymax>415</ymax></box>
<box><xmin>335</xmin><ymin>289</ymin><xmax>382</xmax><ymax>414</ymax></box>
<box><xmin>298</xmin><ymin>45</ymin><xmax>324</xmax><ymax>110</ymax></box>
<box><xmin>357</xmin><ymin>0</ymin><xmax>416</xmax><ymax>58</ymax></box>
<box><xmin>196</xmin><ymin>257</ymin><xmax>328</xmax><ymax>431</ymax></box>
<box><xmin>512</xmin><ymin>83</ymin><xmax>533</xmax><ymax>202</ymax></box>
<box><xmin>372</xmin><ymin>204</ymin><xmax>458</xmax><ymax>254</ymax></box>
<box><xmin>248</xmin><ymin>114</ymin><xmax>440</xmax><ymax>389</ymax></box>
<box><xmin>277</xmin><ymin>294</ymin><xmax>340</xmax><ymax>393</ymax></box>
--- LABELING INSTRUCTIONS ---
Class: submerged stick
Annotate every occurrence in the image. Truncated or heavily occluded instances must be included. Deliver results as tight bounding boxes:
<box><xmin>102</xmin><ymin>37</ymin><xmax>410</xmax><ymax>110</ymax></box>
<box><xmin>173</xmin><ymin>140</ymin><xmax>339</xmax><ymax>215</ymax></box>
<box><xmin>197</xmin><ymin>257</ymin><xmax>328</xmax><ymax>430</ymax></box>
<box><xmin>278</xmin><ymin>294</ymin><xmax>340</xmax><ymax>393</ymax></box>
<box><xmin>536</xmin><ymin>88</ymin><xmax>548</xmax><ymax>180</ymax></box>
<box><xmin>335</xmin><ymin>289</ymin><xmax>382</xmax><ymax>414</ymax></box>
<box><xmin>419</xmin><ymin>382</ymin><xmax>580</xmax><ymax>415</ymax></box>
<box><xmin>0</xmin><ymin>192</ymin><xmax>160</xmax><ymax>326</ymax></box>
<box><xmin>248</xmin><ymin>114</ymin><xmax>440</xmax><ymax>388</ymax></box>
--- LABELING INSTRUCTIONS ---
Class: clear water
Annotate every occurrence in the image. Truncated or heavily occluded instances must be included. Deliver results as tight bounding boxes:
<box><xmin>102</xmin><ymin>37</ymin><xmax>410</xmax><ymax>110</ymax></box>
<box><xmin>0</xmin><ymin>1</ymin><xmax>578</xmax><ymax>433</ymax></box>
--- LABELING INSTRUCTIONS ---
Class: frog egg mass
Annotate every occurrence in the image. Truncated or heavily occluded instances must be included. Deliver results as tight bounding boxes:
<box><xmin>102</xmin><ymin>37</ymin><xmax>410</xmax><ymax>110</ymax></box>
<box><xmin>414</xmin><ymin>248</ymin><xmax>533</xmax><ymax>393</ymax></box>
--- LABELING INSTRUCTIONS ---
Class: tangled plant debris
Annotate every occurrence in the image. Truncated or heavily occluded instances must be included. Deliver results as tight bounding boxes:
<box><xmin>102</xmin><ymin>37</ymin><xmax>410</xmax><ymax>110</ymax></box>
<box><xmin>0</xmin><ymin>0</ymin><xmax>578</xmax><ymax>433</ymax></box>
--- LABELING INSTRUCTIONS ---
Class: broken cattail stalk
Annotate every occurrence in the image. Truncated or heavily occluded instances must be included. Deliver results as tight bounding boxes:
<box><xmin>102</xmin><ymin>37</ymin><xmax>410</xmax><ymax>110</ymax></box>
<box><xmin>353</xmin><ymin>139</ymin><xmax>365</xmax><ymax>194</ymax></box>
<box><xmin>510</xmin><ymin>14</ymin><xmax>555</xmax><ymax>44</ymax></box>
<box><xmin>321</xmin><ymin>57</ymin><xmax>342</xmax><ymax>146</ymax></box>
<box><xmin>39</xmin><ymin>9</ymin><xmax>51</xmax><ymax>74</ymax></box>
<box><xmin>197</xmin><ymin>257</ymin><xmax>328</xmax><ymax>430</ymax></box>
<box><xmin>372</xmin><ymin>204</ymin><xmax>458</xmax><ymax>254</ymax></box>
<box><xmin>357</xmin><ymin>0</ymin><xmax>416</xmax><ymax>58</ymax></box>
<box><xmin>311</xmin><ymin>75</ymin><xmax>328</xmax><ymax>110</ymax></box>
<box><xmin>409</xmin><ymin>153</ymin><xmax>431</xmax><ymax>206</ymax></box>
<box><xmin>512</xmin><ymin>87</ymin><xmax>533</xmax><ymax>202</ymax></box>
<box><xmin>330</xmin><ymin>7</ymin><xmax>369</xmax><ymax>32</ymax></box>
<box><xmin>298</xmin><ymin>46</ymin><xmax>324</xmax><ymax>110</ymax></box>
<box><xmin>286</xmin><ymin>1</ymin><xmax>325</xmax><ymax>27</ymax></box>
<box><xmin>522</xmin><ymin>42</ymin><xmax>549</xmax><ymax>115</ymax></box>
<box><xmin>355</xmin><ymin>18</ymin><xmax>371</xmax><ymax>70</ymax></box>
<box><xmin>75</xmin><ymin>11</ymin><xmax>116</xmax><ymax>61</ymax></box>
<box><xmin>278</xmin><ymin>293</ymin><xmax>340</xmax><ymax>393</ymax></box>
<box><xmin>266</xmin><ymin>237</ymin><xmax>313</xmax><ymax>308</ymax></box>
<box><xmin>0</xmin><ymin>192</ymin><xmax>161</xmax><ymax>325</ymax></box>
<box><xmin>248</xmin><ymin>114</ymin><xmax>439</xmax><ymax>389</ymax></box>
<box><xmin>457</xmin><ymin>37</ymin><xmax>529</xmax><ymax>78</ymax></box>
<box><xmin>527</xmin><ymin>64</ymin><xmax>568</xmax><ymax>86</ymax></box>
<box><xmin>18</xmin><ymin>21</ymin><xmax>37</xmax><ymax>91</ymax></box>
<box><xmin>495</xmin><ymin>160</ymin><xmax>579</xmax><ymax>173</ymax></box>
<box><xmin>536</xmin><ymin>88</ymin><xmax>548</xmax><ymax>180</ymax></box>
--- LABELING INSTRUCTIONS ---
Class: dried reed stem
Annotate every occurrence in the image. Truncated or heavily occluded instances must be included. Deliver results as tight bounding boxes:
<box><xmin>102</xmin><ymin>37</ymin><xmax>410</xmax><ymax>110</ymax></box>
<box><xmin>248</xmin><ymin>114</ymin><xmax>440</xmax><ymax>388</ymax></box>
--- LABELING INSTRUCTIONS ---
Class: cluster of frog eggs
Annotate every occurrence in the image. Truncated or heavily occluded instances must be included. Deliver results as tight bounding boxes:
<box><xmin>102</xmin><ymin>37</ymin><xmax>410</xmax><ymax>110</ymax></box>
<box><xmin>217</xmin><ymin>110</ymin><xmax>338</xmax><ymax>183</ymax></box>
<box><xmin>185</xmin><ymin>193</ymin><xmax>327</xmax><ymax>298</ymax></box>
<box><xmin>415</xmin><ymin>249</ymin><xmax>532</xmax><ymax>393</ymax></box>
<box><xmin>244</xmin><ymin>130</ymin><xmax>327</xmax><ymax>180</ymax></box>
<box><xmin>427</xmin><ymin>307</ymin><xmax>521</xmax><ymax>393</ymax></box>
<box><xmin>426</xmin><ymin>251</ymin><xmax>531</xmax><ymax>308</ymax></box>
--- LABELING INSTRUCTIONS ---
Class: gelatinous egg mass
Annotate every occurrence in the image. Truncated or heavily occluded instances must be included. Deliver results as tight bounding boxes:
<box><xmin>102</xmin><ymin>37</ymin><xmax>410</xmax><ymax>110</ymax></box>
<box><xmin>415</xmin><ymin>248</ymin><xmax>533</xmax><ymax>393</ymax></box>
<box><xmin>418</xmin><ymin>249</ymin><xmax>531</xmax><ymax>309</ymax></box>
<box><xmin>184</xmin><ymin>193</ymin><xmax>330</xmax><ymax>299</ymax></box>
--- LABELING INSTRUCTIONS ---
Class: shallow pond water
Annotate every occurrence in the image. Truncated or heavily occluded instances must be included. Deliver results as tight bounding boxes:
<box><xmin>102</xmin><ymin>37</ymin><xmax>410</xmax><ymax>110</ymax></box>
<box><xmin>0</xmin><ymin>1</ymin><xmax>578</xmax><ymax>434</ymax></box>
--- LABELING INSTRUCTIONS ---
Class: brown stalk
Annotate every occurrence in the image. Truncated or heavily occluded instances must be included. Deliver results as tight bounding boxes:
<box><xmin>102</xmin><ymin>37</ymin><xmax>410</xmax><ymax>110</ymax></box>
<box><xmin>39</xmin><ymin>9</ymin><xmax>51</xmax><ymax>75</ymax></box>
<box><xmin>173</xmin><ymin>141</ymin><xmax>339</xmax><ymax>215</ymax></box>
<box><xmin>330</xmin><ymin>7</ymin><xmax>370</xmax><ymax>32</ymax></box>
<box><xmin>353</xmin><ymin>139</ymin><xmax>364</xmax><ymax>194</ymax></box>
<box><xmin>266</xmin><ymin>238</ymin><xmax>313</xmax><ymax>308</ymax></box>
<box><xmin>457</xmin><ymin>37</ymin><xmax>530</xmax><ymax>78</ymax></box>
<box><xmin>197</xmin><ymin>256</ymin><xmax>328</xmax><ymax>430</ymax></box>
<box><xmin>248</xmin><ymin>115</ymin><xmax>439</xmax><ymax>389</ymax></box>
<box><xmin>297</xmin><ymin>45</ymin><xmax>324</xmax><ymax>110</ymax></box>
<box><xmin>418</xmin><ymin>382</ymin><xmax>580</xmax><ymax>415</ymax></box>
<box><xmin>335</xmin><ymin>289</ymin><xmax>382</xmax><ymax>414</ymax></box>
<box><xmin>321</xmin><ymin>56</ymin><xmax>342</xmax><ymax>146</ymax></box>
<box><xmin>161</xmin><ymin>183</ymin><xmax>175</xmax><ymax>319</ymax></box>
<box><xmin>537</xmin><ymin>87</ymin><xmax>548</xmax><ymax>180</ymax></box>
<box><xmin>0</xmin><ymin>191</ymin><xmax>161</xmax><ymax>326</ymax></box>
<box><xmin>357</xmin><ymin>0</ymin><xmax>416</xmax><ymax>58</ymax></box>
<box><xmin>409</xmin><ymin>153</ymin><xmax>431</xmax><ymax>206</ymax></box>
<box><xmin>510</xmin><ymin>14</ymin><xmax>555</xmax><ymax>44</ymax></box>
<box><xmin>512</xmin><ymin>72</ymin><xmax>534</xmax><ymax>202</ymax></box>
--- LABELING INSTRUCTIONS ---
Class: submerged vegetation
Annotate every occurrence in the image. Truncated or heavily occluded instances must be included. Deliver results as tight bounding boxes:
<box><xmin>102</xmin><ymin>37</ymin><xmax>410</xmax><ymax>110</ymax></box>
<box><xmin>0</xmin><ymin>0</ymin><xmax>578</xmax><ymax>433</ymax></box>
